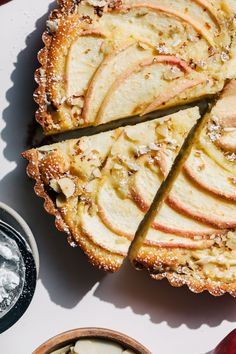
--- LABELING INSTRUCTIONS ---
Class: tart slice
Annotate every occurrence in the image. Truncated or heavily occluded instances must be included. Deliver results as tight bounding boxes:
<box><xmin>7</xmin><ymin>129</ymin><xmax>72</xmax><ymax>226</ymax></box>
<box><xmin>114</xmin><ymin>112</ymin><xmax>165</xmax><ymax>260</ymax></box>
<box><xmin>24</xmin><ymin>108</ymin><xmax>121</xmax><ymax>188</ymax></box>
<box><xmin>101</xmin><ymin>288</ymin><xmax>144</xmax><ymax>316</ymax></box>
<box><xmin>23</xmin><ymin>107</ymin><xmax>199</xmax><ymax>271</ymax></box>
<box><xmin>130</xmin><ymin>80</ymin><xmax>236</xmax><ymax>297</ymax></box>
<box><xmin>35</xmin><ymin>0</ymin><xmax>236</xmax><ymax>134</ymax></box>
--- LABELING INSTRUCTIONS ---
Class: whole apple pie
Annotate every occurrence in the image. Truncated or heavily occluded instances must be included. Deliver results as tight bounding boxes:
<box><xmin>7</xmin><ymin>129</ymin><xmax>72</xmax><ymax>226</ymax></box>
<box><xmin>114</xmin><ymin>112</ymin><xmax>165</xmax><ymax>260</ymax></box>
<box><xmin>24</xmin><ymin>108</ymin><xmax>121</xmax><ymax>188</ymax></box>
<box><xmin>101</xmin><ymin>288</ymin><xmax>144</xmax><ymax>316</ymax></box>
<box><xmin>24</xmin><ymin>0</ymin><xmax>236</xmax><ymax>296</ymax></box>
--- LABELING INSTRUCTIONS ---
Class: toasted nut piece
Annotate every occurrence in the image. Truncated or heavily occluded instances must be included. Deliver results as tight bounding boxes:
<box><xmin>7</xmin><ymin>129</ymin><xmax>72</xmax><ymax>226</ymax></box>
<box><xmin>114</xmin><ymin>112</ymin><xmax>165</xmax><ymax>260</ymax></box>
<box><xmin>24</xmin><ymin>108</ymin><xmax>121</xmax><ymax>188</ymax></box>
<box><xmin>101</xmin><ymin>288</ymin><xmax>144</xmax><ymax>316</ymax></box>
<box><xmin>92</xmin><ymin>167</ymin><xmax>101</xmax><ymax>178</ymax></box>
<box><xmin>156</xmin><ymin>124</ymin><xmax>169</xmax><ymax>138</ymax></box>
<box><xmin>58</xmin><ymin>177</ymin><xmax>75</xmax><ymax>198</ymax></box>
<box><xmin>56</xmin><ymin>194</ymin><xmax>66</xmax><ymax>208</ymax></box>
<box><xmin>39</xmin><ymin>151</ymin><xmax>70</xmax><ymax>184</ymax></box>
<box><xmin>49</xmin><ymin>179</ymin><xmax>61</xmax><ymax>193</ymax></box>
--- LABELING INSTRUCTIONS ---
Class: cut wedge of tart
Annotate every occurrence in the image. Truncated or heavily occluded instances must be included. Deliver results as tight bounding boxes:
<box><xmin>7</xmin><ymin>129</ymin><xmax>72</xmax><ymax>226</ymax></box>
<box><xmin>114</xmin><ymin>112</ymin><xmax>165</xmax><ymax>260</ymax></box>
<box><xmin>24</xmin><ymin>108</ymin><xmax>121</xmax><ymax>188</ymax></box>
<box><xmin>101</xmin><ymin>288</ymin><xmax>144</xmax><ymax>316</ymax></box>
<box><xmin>35</xmin><ymin>0</ymin><xmax>236</xmax><ymax>134</ymax></box>
<box><xmin>23</xmin><ymin>107</ymin><xmax>199</xmax><ymax>271</ymax></box>
<box><xmin>130</xmin><ymin>80</ymin><xmax>236</xmax><ymax>297</ymax></box>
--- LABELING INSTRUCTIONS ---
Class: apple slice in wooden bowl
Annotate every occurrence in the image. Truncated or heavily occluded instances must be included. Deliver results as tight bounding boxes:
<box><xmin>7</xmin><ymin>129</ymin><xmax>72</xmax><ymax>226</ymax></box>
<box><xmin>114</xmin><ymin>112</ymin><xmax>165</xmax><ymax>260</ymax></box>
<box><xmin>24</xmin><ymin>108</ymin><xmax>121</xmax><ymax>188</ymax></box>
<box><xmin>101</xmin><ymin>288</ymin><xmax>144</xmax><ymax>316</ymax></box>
<box><xmin>33</xmin><ymin>327</ymin><xmax>151</xmax><ymax>354</ymax></box>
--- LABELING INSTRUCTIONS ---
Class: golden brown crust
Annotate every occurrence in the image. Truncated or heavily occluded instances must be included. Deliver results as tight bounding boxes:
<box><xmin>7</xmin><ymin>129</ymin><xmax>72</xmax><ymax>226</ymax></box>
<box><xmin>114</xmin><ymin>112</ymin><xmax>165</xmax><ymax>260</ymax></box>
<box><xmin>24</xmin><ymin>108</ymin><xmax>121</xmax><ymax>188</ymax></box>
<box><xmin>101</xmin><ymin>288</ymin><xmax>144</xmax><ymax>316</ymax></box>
<box><xmin>135</xmin><ymin>246</ymin><xmax>236</xmax><ymax>297</ymax></box>
<box><xmin>34</xmin><ymin>0</ymin><xmax>90</xmax><ymax>134</ymax></box>
<box><xmin>22</xmin><ymin>149</ymin><xmax>123</xmax><ymax>272</ymax></box>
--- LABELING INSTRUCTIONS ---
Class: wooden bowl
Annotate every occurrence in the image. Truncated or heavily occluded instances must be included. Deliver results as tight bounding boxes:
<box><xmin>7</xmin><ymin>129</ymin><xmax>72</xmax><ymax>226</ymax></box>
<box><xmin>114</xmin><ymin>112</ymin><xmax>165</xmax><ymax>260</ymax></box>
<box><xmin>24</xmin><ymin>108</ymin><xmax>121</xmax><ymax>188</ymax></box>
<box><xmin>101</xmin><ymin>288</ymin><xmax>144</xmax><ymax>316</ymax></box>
<box><xmin>33</xmin><ymin>327</ymin><xmax>152</xmax><ymax>354</ymax></box>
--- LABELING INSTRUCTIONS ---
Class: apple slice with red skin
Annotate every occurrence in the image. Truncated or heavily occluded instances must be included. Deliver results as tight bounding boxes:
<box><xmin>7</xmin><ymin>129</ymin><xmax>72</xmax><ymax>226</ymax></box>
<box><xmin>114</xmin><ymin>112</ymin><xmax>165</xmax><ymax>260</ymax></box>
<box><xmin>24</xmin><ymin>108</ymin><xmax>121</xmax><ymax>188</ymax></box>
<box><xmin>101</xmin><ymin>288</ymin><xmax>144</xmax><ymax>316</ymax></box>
<box><xmin>125</xmin><ymin>0</ymin><xmax>220</xmax><ymax>29</ymax></box>
<box><xmin>141</xmin><ymin>76</ymin><xmax>205</xmax><ymax>115</ymax></box>
<box><xmin>97</xmin><ymin>178</ymin><xmax>144</xmax><ymax>238</ymax></box>
<box><xmin>184</xmin><ymin>149</ymin><xmax>236</xmax><ymax>201</ymax></box>
<box><xmin>217</xmin><ymin>130</ymin><xmax>236</xmax><ymax>153</ymax></box>
<box><xmin>144</xmin><ymin>228</ymin><xmax>215</xmax><ymax>249</ymax></box>
<box><xmin>167</xmin><ymin>172</ymin><xmax>236</xmax><ymax>229</ymax></box>
<box><xmin>199</xmin><ymin>131</ymin><xmax>236</xmax><ymax>175</ymax></box>
<box><xmin>130</xmin><ymin>161</ymin><xmax>223</xmax><ymax>237</ymax></box>
<box><xmin>212</xmin><ymin>329</ymin><xmax>236</xmax><ymax>354</ymax></box>
<box><xmin>79</xmin><ymin>204</ymin><xmax>130</xmax><ymax>256</ymax></box>
<box><xmin>192</xmin><ymin>0</ymin><xmax>221</xmax><ymax>26</ymax></box>
<box><xmin>96</xmin><ymin>55</ymin><xmax>200</xmax><ymax>124</ymax></box>
<box><xmin>121</xmin><ymin>4</ymin><xmax>215</xmax><ymax>45</ymax></box>
<box><xmin>82</xmin><ymin>42</ymin><xmax>153</xmax><ymax>123</ymax></box>
<box><xmin>65</xmin><ymin>30</ymin><xmax>106</xmax><ymax>102</ymax></box>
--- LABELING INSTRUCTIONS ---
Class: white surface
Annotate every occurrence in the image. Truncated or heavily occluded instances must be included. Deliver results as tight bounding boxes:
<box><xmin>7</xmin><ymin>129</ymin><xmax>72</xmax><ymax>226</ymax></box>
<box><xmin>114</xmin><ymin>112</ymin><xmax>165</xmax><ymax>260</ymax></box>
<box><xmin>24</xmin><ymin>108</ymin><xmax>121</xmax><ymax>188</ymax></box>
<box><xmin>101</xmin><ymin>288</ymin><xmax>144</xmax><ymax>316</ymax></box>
<box><xmin>0</xmin><ymin>1</ymin><xmax>236</xmax><ymax>353</ymax></box>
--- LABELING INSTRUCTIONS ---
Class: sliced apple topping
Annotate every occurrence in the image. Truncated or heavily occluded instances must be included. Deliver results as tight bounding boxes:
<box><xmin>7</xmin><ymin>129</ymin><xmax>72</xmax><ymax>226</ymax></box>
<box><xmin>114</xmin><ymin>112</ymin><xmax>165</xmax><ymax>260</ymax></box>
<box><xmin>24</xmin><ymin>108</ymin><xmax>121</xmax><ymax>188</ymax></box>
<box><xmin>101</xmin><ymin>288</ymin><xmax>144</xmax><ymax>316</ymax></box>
<box><xmin>96</xmin><ymin>56</ymin><xmax>201</xmax><ymax>123</ymax></box>
<box><xmin>167</xmin><ymin>172</ymin><xmax>236</xmax><ymax>229</ymax></box>
<box><xmin>97</xmin><ymin>178</ymin><xmax>144</xmax><ymax>238</ymax></box>
<box><xmin>152</xmin><ymin>203</ymin><xmax>222</xmax><ymax>237</ymax></box>
<box><xmin>184</xmin><ymin>149</ymin><xmax>236</xmax><ymax>201</ymax></box>
<box><xmin>129</xmin><ymin>148</ymin><xmax>222</xmax><ymax>237</ymax></box>
<box><xmin>79</xmin><ymin>204</ymin><xmax>130</xmax><ymax>255</ymax></box>
<box><xmin>37</xmin><ymin>0</ymin><xmax>236</xmax><ymax>134</ymax></box>
<box><xmin>122</xmin><ymin>4</ymin><xmax>215</xmax><ymax>46</ymax></box>
<box><xmin>145</xmin><ymin>228</ymin><xmax>215</xmax><ymax>249</ymax></box>
<box><xmin>66</xmin><ymin>31</ymin><xmax>106</xmax><ymax>98</ymax></box>
<box><xmin>83</xmin><ymin>42</ymin><xmax>154</xmax><ymax>123</ymax></box>
<box><xmin>199</xmin><ymin>131</ymin><xmax>236</xmax><ymax>175</ymax></box>
<box><xmin>130</xmin><ymin>160</ymin><xmax>163</xmax><ymax>211</ymax></box>
<box><xmin>217</xmin><ymin>129</ymin><xmax>236</xmax><ymax>153</ymax></box>
<box><xmin>126</xmin><ymin>0</ymin><xmax>221</xmax><ymax>31</ymax></box>
<box><xmin>141</xmin><ymin>76</ymin><xmax>205</xmax><ymax>115</ymax></box>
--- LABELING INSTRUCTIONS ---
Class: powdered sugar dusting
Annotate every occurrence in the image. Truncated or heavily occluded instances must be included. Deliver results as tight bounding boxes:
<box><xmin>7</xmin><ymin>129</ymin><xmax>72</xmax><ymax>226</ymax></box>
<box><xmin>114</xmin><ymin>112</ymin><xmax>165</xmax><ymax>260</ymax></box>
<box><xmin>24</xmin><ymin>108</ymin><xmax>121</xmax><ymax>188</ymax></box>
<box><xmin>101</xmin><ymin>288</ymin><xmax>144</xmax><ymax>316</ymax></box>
<box><xmin>0</xmin><ymin>232</ymin><xmax>25</xmax><ymax>317</ymax></box>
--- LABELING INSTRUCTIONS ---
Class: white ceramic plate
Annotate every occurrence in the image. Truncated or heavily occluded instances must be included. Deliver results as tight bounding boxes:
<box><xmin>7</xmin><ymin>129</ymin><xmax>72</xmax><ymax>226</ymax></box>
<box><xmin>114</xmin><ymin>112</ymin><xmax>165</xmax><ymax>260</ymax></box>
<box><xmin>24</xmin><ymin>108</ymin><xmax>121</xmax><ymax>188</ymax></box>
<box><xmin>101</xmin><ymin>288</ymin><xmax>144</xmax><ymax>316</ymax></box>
<box><xmin>0</xmin><ymin>1</ymin><xmax>235</xmax><ymax>354</ymax></box>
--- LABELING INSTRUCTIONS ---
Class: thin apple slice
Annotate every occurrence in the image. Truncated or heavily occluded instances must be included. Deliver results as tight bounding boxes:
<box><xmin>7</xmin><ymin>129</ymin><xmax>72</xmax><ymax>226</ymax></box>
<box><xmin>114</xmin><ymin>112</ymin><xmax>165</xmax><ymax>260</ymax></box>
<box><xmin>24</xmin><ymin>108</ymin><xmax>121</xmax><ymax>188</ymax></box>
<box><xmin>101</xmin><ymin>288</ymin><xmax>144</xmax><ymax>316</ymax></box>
<box><xmin>125</xmin><ymin>0</ymin><xmax>221</xmax><ymax>30</ymax></box>
<box><xmin>141</xmin><ymin>76</ymin><xmax>205</xmax><ymax>115</ymax></box>
<box><xmin>122</xmin><ymin>4</ymin><xmax>215</xmax><ymax>45</ymax></box>
<box><xmin>130</xmin><ymin>158</ymin><xmax>221</xmax><ymax>237</ymax></box>
<box><xmin>217</xmin><ymin>130</ymin><xmax>236</xmax><ymax>152</ymax></box>
<box><xmin>199</xmin><ymin>130</ymin><xmax>236</xmax><ymax>175</ymax></box>
<box><xmin>145</xmin><ymin>228</ymin><xmax>215</xmax><ymax>249</ymax></box>
<box><xmin>130</xmin><ymin>162</ymin><xmax>163</xmax><ymax>212</ymax></box>
<box><xmin>130</xmin><ymin>106</ymin><xmax>201</xmax><ymax>209</ymax></box>
<box><xmin>66</xmin><ymin>31</ymin><xmax>105</xmax><ymax>97</ymax></box>
<box><xmin>97</xmin><ymin>178</ymin><xmax>143</xmax><ymax>238</ymax></box>
<box><xmin>83</xmin><ymin>42</ymin><xmax>154</xmax><ymax>123</ymax></box>
<box><xmin>69</xmin><ymin>129</ymin><xmax>121</xmax><ymax>180</ymax></box>
<box><xmin>198</xmin><ymin>80</ymin><xmax>236</xmax><ymax>173</ymax></box>
<box><xmin>79</xmin><ymin>204</ymin><xmax>130</xmax><ymax>256</ymax></box>
<box><xmin>130</xmin><ymin>148</ymin><xmax>173</xmax><ymax>211</ymax></box>
<box><xmin>96</xmin><ymin>56</ymin><xmax>198</xmax><ymax>124</ymax></box>
<box><xmin>210</xmin><ymin>80</ymin><xmax>236</xmax><ymax>129</ymax></box>
<box><xmin>73</xmin><ymin>339</ymin><xmax>123</xmax><ymax>354</ymax></box>
<box><xmin>153</xmin><ymin>203</ymin><xmax>222</xmax><ymax>237</ymax></box>
<box><xmin>167</xmin><ymin>172</ymin><xmax>236</xmax><ymax>228</ymax></box>
<box><xmin>184</xmin><ymin>149</ymin><xmax>236</xmax><ymax>201</ymax></box>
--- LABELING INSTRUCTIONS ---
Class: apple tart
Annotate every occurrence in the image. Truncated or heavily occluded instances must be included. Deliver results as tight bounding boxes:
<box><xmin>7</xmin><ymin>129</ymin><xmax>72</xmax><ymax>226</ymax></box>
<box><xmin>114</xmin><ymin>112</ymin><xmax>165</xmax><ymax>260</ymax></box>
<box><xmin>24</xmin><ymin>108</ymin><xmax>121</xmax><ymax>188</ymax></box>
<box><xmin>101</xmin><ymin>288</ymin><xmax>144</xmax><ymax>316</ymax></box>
<box><xmin>23</xmin><ymin>107</ymin><xmax>199</xmax><ymax>271</ymax></box>
<box><xmin>130</xmin><ymin>80</ymin><xmax>236</xmax><ymax>297</ymax></box>
<box><xmin>35</xmin><ymin>0</ymin><xmax>236</xmax><ymax>134</ymax></box>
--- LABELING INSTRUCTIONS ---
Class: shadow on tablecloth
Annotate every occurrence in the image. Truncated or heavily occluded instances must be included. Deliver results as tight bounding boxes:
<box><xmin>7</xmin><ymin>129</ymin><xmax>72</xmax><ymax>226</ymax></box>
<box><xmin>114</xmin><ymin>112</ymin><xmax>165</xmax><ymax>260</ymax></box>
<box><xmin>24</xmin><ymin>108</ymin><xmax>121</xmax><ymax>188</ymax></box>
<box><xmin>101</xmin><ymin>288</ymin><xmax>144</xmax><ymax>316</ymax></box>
<box><xmin>94</xmin><ymin>261</ymin><xmax>236</xmax><ymax>329</ymax></box>
<box><xmin>0</xmin><ymin>1</ymin><xmax>104</xmax><ymax>309</ymax></box>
